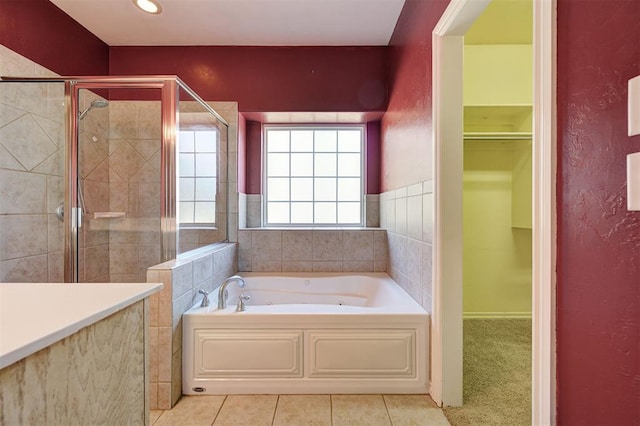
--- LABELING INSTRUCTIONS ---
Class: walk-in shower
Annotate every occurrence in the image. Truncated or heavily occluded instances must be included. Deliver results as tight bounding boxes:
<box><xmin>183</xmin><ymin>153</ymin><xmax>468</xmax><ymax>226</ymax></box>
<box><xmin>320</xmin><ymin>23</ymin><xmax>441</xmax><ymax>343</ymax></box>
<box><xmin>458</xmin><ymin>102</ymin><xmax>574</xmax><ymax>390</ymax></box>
<box><xmin>0</xmin><ymin>76</ymin><xmax>229</xmax><ymax>283</ymax></box>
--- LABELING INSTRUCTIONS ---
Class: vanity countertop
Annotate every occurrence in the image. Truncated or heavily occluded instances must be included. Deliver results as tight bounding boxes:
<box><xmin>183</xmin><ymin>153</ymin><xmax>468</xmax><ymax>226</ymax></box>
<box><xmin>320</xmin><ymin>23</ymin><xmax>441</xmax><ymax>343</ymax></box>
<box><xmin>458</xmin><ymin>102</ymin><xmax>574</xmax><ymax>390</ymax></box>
<box><xmin>0</xmin><ymin>282</ymin><xmax>162</xmax><ymax>370</ymax></box>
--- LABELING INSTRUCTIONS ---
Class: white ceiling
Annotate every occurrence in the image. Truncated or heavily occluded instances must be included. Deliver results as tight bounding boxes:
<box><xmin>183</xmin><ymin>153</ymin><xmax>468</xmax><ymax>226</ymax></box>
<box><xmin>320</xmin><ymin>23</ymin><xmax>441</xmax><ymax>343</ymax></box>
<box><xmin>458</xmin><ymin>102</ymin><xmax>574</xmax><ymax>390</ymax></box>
<box><xmin>49</xmin><ymin>0</ymin><xmax>407</xmax><ymax>46</ymax></box>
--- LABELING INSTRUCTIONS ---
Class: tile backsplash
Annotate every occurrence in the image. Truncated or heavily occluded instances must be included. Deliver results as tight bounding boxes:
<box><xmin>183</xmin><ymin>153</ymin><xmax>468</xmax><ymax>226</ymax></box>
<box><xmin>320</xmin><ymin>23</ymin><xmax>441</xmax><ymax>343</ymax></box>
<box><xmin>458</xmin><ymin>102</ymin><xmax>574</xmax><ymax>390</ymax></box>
<box><xmin>238</xmin><ymin>228</ymin><xmax>388</xmax><ymax>273</ymax></box>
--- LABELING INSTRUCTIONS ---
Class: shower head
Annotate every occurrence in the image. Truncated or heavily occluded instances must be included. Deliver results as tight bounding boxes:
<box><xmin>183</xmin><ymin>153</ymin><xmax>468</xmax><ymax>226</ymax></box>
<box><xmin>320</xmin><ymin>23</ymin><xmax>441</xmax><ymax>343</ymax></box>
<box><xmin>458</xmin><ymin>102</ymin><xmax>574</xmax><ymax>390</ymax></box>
<box><xmin>78</xmin><ymin>99</ymin><xmax>109</xmax><ymax>120</ymax></box>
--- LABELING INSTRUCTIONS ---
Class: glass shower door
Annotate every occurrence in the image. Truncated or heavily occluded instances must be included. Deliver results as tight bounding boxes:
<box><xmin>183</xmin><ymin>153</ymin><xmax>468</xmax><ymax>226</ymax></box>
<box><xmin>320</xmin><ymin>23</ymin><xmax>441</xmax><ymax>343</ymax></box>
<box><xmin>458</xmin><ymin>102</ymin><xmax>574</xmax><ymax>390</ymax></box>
<box><xmin>75</xmin><ymin>87</ymin><xmax>163</xmax><ymax>283</ymax></box>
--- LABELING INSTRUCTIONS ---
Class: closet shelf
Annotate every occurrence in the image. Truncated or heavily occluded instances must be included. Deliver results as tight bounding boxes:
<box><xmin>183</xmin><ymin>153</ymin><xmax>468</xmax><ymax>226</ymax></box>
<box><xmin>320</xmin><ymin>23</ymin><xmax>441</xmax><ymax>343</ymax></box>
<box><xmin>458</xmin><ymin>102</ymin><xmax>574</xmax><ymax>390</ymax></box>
<box><xmin>464</xmin><ymin>132</ymin><xmax>532</xmax><ymax>140</ymax></box>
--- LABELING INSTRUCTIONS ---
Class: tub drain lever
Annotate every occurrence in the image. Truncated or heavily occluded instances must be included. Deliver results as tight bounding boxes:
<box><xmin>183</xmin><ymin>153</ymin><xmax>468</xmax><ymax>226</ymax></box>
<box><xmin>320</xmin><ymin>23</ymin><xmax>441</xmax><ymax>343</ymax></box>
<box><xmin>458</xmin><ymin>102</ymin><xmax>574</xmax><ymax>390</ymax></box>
<box><xmin>236</xmin><ymin>294</ymin><xmax>250</xmax><ymax>312</ymax></box>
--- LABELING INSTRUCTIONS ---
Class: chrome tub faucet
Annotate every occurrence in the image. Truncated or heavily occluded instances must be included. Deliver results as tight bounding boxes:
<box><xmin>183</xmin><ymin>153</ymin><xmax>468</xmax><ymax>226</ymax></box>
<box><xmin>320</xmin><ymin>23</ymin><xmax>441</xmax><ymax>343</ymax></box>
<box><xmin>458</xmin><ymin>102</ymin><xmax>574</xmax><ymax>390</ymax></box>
<box><xmin>218</xmin><ymin>275</ymin><xmax>246</xmax><ymax>309</ymax></box>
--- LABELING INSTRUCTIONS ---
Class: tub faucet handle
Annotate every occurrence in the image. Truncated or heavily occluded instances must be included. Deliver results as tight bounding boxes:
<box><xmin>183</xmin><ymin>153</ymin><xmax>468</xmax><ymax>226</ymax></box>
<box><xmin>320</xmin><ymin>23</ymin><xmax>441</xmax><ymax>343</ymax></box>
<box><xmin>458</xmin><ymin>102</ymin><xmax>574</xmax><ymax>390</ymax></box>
<box><xmin>236</xmin><ymin>294</ymin><xmax>250</xmax><ymax>312</ymax></box>
<box><xmin>198</xmin><ymin>289</ymin><xmax>210</xmax><ymax>308</ymax></box>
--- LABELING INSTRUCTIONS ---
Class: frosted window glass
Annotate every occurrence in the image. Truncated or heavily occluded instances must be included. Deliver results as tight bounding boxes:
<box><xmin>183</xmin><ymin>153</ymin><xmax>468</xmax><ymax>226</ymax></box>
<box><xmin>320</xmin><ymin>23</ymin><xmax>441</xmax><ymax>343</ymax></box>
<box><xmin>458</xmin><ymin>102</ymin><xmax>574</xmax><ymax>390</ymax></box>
<box><xmin>291</xmin><ymin>130</ymin><xmax>313</xmax><ymax>151</ymax></box>
<box><xmin>267</xmin><ymin>130</ymin><xmax>289</xmax><ymax>152</ymax></box>
<box><xmin>337</xmin><ymin>178</ymin><xmax>360</xmax><ymax>201</ymax></box>
<box><xmin>268</xmin><ymin>178</ymin><xmax>290</xmax><ymax>201</ymax></box>
<box><xmin>338</xmin><ymin>202</ymin><xmax>361</xmax><ymax>224</ymax></box>
<box><xmin>314</xmin><ymin>178</ymin><xmax>336</xmax><ymax>201</ymax></box>
<box><xmin>268</xmin><ymin>153</ymin><xmax>290</xmax><ymax>176</ymax></box>
<box><xmin>195</xmin><ymin>178</ymin><xmax>216</xmax><ymax>201</ymax></box>
<box><xmin>291</xmin><ymin>202</ymin><xmax>313</xmax><ymax>223</ymax></box>
<box><xmin>314</xmin><ymin>202</ymin><xmax>337</xmax><ymax>224</ymax></box>
<box><xmin>268</xmin><ymin>202</ymin><xmax>290</xmax><ymax>223</ymax></box>
<box><xmin>195</xmin><ymin>153</ymin><xmax>216</xmax><ymax>176</ymax></box>
<box><xmin>338</xmin><ymin>153</ymin><xmax>361</xmax><ymax>176</ymax></box>
<box><xmin>314</xmin><ymin>153</ymin><xmax>336</xmax><ymax>176</ymax></box>
<box><xmin>338</xmin><ymin>130</ymin><xmax>361</xmax><ymax>152</ymax></box>
<box><xmin>194</xmin><ymin>202</ymin><xmax>216</xmax><ymax>223</ymax></box>
<box><xmin>315</xmin><ymin>130</ymin><xmax>337</xmax><ymax>152</ymax></box>
<box><xmin>195</xmin><ymin>131</ymin><xmax>217</xmax><ymax>152</ymax></box>
<box><xmin>179</xmin><ymin>202</ymin><xmax>194</xmax><ymax>223</ymax></box>
<box><xmin>179</xmin><ymin>178</ymin><xmax>194</xmax><ymax>200</ymax></box>
<box><xmin>180</xmin><ymin>153</ymin><xmax>194</xmax><ymax>177</ymax></box>
<box><xmin>291</xmin><ymin>178</ymin><xmax>313</xmax><ymax>201</ymax></box>
<box><xmin>179</xmin><ymin>131</ymin><xmax>195</xmax><ymax>152</ymax></box>
<box><xmin>291</xmin><ymin>153</ymin><xmax>313</xmax><ymax>176</ymax></box>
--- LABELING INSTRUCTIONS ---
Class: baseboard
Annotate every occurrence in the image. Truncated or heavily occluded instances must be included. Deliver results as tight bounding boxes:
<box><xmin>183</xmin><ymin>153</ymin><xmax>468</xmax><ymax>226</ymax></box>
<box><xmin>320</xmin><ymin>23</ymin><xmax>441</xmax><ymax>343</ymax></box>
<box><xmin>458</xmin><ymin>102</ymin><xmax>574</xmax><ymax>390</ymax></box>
<box><xmin>463</xmin><ymin>312</ymin><xmax>532</xmax><ymax>319</ymax></box>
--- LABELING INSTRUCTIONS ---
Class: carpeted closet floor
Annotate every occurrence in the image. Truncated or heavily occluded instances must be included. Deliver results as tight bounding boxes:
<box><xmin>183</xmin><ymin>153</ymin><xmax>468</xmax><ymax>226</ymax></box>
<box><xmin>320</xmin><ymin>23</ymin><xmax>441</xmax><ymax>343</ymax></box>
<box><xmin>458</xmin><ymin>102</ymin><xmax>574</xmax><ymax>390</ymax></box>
<box><xmin>443</xmin><ymin>319</ymin><xmax>532</xmax><ymax>426</ymax></box>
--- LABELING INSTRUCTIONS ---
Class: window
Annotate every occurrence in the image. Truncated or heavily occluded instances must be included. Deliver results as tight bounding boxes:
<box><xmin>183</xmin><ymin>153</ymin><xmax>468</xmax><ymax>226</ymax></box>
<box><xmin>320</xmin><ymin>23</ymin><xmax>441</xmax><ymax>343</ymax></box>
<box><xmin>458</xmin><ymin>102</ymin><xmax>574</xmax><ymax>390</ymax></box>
<box><xmin>264</xmin><ymin>125</ymin><xmax>364</xmax><ymax>226</ymax></box>
<box><xmin>178</xmin><ymin>129</ymin><xmax>218</xmax><ymax>226</ymax></box>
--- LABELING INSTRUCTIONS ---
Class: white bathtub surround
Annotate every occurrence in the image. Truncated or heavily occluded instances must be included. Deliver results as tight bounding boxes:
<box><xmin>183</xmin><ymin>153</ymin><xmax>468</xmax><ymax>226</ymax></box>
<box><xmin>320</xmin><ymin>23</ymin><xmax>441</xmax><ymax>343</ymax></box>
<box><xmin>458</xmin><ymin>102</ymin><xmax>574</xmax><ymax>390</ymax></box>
<box><xmin>146</xmin><ymin>243</ymin><xmax>237</xmax><ymax>410</ymax></box>
<box><xmin>0</xmin><ymin>282</ymin><xmax>161</xmax><ymax>425</ymax></box>
<box><xmin>380</xmin><ymin>180</ymin><xmax>434</xmax><ymax>313</ymax></box>
<box><xmin>238</xmin><ymin>228</ymin><xmax>388</xmax><ymax>273</ymax></box>
<box><xmin>183</xmin><ymin>273</ymin><xmax>429</xmax><ymax>395</ymax></box>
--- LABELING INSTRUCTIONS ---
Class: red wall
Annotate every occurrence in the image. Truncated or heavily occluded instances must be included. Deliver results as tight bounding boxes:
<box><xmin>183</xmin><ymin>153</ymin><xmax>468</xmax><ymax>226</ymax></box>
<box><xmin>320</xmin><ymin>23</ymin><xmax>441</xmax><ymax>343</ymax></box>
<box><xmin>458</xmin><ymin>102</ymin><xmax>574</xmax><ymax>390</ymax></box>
<box><xmin>380</xmin><ymin>0</ymin><xmax>450</xmax><ymax>191</ymax></box>
<box><xmin>109</xmin><ymin>46</ymin><xmax>387</xmax><ymax>113</ymax></box>
<box><xmin>245</xmin><ymin>120</ymin><xmax>263</xmax><ymax>195</ymax></box>
<box><xmin>0</xmin><ymin>0</ymin><xmax>108</xmax><ymax>76</ymax></box>
<box><xmin>557</xmin><ymin>1</ymin><xmax>640</xmax><ymax>424</ymax></box>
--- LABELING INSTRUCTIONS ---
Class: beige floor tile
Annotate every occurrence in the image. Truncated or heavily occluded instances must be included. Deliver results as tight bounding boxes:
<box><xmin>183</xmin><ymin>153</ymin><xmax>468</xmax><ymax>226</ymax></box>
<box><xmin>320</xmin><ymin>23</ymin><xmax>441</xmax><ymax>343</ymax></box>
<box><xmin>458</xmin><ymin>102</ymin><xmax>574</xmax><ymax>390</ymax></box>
<box><xmin>273</xmin><ymin>395</ymin><xmax>331</xmax><ymax>426</ymax></box>
<box><xmin>384</xmin><ymin>395</ymin><xmax>451</xmax><ymax>425</ymax></box>
<box><xmin>150</xmin><ymin>409</ymin><xmax>163</xmax><ymax>425</ymax></box>
<box><xmin>154</xmin><ymin>395</ymin><xmax>226</xmax><ymax>426</ymax></box>
<box><xmin>332</xmin><ymin>395</ymin><xmax>392</xmax><ymax>426</ymax></box>
<box><xmin>213</xmin><ymin>395</ymin><xmax>278</xmax><ymax>426</ymax></box>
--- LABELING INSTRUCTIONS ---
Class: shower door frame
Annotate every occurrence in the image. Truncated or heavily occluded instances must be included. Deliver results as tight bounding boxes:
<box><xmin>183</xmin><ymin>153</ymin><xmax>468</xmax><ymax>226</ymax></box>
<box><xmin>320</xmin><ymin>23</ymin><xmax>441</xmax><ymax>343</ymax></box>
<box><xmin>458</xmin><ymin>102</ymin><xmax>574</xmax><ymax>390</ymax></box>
<box><xmin>63</xmin><ymin>75</ymin><xmax>226</xmax><ymax>283</ymax></box>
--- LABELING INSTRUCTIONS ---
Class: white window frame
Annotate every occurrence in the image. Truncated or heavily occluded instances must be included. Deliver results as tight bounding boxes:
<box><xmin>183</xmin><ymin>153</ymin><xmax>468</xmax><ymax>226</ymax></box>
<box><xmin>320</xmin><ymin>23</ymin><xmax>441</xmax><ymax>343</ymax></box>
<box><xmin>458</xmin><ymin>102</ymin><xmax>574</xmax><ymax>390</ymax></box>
<box><xmin>262</xmin><ymin>124</ymin><xmax>366</xmax><ymax>227</ymax></box>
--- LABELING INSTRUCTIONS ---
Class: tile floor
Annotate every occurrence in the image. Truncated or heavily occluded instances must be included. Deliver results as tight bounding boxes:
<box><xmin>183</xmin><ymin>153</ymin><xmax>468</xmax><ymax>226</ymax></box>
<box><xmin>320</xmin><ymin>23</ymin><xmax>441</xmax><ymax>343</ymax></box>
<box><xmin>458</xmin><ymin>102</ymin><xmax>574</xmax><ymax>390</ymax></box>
<box><xmin>151</xmin><ymin>394</ymin><xmax>451</xmax><ymax>426</ymax></box>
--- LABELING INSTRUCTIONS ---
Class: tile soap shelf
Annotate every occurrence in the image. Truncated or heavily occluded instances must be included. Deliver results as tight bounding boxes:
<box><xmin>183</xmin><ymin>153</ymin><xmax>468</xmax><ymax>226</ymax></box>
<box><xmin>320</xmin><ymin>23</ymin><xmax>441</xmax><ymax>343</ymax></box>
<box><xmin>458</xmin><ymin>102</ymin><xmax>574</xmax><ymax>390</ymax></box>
<box><xmin>92</xmin><ymin>212</ymin><xmax>126</xmax><ymax>219</ymax></box>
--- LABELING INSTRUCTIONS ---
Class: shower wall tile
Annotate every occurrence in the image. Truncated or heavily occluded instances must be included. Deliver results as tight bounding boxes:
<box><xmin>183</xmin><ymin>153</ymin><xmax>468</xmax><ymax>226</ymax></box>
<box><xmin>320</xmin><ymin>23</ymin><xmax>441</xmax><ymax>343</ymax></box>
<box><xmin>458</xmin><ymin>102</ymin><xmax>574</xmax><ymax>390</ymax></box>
<box><xmin>47</xmin><ymin>251</ymin><xmax>63</xmax><ymax>283</ymax></box>
<box><xmin>109</xmin><ymin>103</ymin><xmax>138</xmax><ymax>139</ymax></box>
<box><xmin>138</xmin><ymin>105</ymin><xmax>161</xmax><ymax>139</ymax></box>
<box><xmin>0</xmin><ymin>169</ymin><xmax>46</xmax><ymax>214</ymax></box>
<box><xmin>110</xmin><ymin>244</ymin><xmax>138</xmax><ymax>275</ymax></box>
<box><xmin>0</xmin><ymin>48</ymin><xmax>65</xmax><ymax>283</ymax></box>
<box><xmin>0</xmin><ymin>214</ymin><xmax>48</xmax><ymax>260</ymax></box>
<box><xmin>85</xmin><ymin>244</ymin><xmax>109</xmax><ymax>281</ymax></box>
<box><xmin>0</xmin><ymin>255</ymin><xmax>48</xmax><ymax>282</ymax></box>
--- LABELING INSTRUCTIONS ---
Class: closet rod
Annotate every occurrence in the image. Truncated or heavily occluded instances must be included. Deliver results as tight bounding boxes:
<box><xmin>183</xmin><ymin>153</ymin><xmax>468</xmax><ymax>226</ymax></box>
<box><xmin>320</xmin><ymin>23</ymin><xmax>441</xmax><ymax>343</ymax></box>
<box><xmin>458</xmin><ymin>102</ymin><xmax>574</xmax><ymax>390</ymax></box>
<box><xmin>463</xmin><ymin>132</ymin><xmax>532</xmax><ymax>140</ymax></box>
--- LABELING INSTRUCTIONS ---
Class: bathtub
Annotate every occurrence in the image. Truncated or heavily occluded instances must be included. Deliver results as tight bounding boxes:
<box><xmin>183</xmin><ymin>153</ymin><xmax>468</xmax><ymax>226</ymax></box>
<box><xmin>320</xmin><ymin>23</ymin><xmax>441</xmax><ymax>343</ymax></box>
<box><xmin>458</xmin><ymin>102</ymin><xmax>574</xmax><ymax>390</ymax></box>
<box><xmin>182</xmin><ymin>272</ymin><xmax>429</xmax><ymax>395</ymax></box>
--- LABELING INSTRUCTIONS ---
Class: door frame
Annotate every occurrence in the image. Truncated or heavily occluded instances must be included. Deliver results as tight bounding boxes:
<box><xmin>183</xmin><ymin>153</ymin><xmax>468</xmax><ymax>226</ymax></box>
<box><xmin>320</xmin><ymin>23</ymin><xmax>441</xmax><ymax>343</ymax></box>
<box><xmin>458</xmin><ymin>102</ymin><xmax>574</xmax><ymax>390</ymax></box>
<box><xmin>430</xmin><ymin>0</ymin><xmax>557</xmax><ymax>424</ymax></box>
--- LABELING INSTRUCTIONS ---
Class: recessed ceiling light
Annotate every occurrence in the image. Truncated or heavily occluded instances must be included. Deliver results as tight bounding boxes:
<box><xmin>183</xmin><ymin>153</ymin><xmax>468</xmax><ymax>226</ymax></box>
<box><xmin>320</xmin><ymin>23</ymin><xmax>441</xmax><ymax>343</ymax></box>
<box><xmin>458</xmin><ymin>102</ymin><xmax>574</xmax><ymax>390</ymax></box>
<box><xmin>132</xmin><ymin>0</ymin><xmax>162</xmax><ymax>15</ymax></box>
